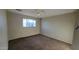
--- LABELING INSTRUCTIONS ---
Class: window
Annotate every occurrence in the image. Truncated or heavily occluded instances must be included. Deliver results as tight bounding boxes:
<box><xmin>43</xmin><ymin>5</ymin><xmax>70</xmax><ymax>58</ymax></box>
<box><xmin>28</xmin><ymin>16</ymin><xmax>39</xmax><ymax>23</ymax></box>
<box><xmin>23</xmin><ymin>18</ymin><xmax>36</xmax><ymax>28</ymax></box>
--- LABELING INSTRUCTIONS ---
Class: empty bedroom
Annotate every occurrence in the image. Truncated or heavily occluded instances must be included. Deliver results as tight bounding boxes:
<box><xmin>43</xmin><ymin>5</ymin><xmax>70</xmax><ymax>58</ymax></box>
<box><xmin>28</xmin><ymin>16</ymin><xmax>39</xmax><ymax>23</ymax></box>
<box><xmin>0</xmin><ymin>9</ymin><xmax>79</xmax><ymax>50</ymax></box>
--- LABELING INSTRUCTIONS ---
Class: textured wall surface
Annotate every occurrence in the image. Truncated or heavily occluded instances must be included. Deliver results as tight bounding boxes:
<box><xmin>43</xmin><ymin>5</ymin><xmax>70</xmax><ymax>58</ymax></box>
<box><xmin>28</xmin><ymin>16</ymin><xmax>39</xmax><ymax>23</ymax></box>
<box><xmin>0</xmin><ymin>10</ymin><xmax>8</xmax><ymax>49</ymax></box>
<box><xmin>7</xmin><ymin>12</ymin><xmax>40</xmax><ymax>40</ymax></box>
<box><xmin>41</xmin><ymin>13</ymin><xmax>76</xmax><ymax>44</ymax></box>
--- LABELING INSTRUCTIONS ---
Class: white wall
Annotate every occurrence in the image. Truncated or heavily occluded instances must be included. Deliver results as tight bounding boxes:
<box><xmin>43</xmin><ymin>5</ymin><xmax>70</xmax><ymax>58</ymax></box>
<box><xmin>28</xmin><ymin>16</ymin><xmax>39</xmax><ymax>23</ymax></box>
<box><xmin>0</xmin><ymin>10</ymin><xmax>8</xmax><ymax>49</ymax></box>
<box><xmin>7</xmin><ymin>12</ymin><xmax>40</xmax><ymax>40</ymax></box>
<box><xmin>72</xmin><ymin>11</ymin><xmax>79</xmax><ymax>49</ymax></box>
<box><xmin>41</xmin><ymin>13</ymin><xmax>76</xmax><ymax>44</ymax></box>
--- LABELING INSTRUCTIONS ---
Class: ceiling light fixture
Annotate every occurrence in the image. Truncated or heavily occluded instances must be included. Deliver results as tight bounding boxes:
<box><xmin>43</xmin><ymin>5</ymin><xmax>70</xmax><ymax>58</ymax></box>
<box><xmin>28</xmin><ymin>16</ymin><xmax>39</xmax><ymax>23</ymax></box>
<box><xmin>16</xmin><ymin>9</ymin><xmax>22</xmax><ymax>11</ymax></box>
<box><xmin>34</xmin><ymin>9</ymin><xmax>44</xmax><ymax>16</ymax></box>
<box><xmin>37</xmin><ymin>13</ymin><xmax>41</xmax><ymax>16</ymax></box>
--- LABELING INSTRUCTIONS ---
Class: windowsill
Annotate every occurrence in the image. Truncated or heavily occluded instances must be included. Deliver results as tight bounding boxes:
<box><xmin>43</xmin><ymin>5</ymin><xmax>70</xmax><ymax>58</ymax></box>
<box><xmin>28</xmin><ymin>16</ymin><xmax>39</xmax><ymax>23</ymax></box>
<box><xmin>23</xmin><ymin>27</ymin><xmax>36</xmax><ymax>28</ymax></box>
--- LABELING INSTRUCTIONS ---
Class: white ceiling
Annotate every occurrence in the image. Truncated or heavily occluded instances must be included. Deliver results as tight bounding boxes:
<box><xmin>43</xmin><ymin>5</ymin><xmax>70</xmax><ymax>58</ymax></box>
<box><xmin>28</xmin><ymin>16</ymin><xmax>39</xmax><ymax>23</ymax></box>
<box><xmin>8</xmin><ymin>9</ymin><xmax>76</xmax><ymax>18</ymax></box>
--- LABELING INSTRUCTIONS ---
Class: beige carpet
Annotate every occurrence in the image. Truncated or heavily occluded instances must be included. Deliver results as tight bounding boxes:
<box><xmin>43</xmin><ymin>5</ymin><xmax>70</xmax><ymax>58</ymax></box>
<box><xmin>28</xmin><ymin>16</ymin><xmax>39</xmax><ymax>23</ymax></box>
<box><xmin>9</xmin><ymin>34</ymin><xmax>71</xmax><ymax>50</ymax></box>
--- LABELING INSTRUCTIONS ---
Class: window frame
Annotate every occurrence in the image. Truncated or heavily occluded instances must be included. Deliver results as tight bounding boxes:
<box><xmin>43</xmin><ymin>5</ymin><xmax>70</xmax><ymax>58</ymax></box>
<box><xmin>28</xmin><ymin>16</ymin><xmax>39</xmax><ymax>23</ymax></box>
<box><xmin>23</xmin><ymin>18</ymin><xmax>36</xmax><ymax>28</ymax></box>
